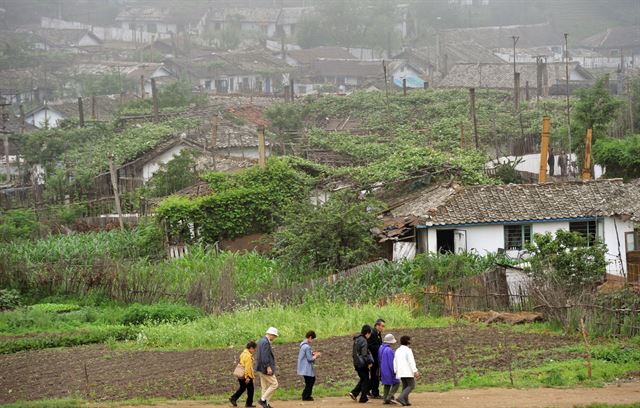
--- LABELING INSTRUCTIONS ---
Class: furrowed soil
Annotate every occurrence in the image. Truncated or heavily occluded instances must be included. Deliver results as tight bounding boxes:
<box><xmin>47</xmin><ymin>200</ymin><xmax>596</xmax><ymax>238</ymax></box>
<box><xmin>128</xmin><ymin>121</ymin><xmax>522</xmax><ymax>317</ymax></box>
<box><xmin>1</xmin><ymin>326</ymin><xmax>578</xmax><ymax>404</ymax></box>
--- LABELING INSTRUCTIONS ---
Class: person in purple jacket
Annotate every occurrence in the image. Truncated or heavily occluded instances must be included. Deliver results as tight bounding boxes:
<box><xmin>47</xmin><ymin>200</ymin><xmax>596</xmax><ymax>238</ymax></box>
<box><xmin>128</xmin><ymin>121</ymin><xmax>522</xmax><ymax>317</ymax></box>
<box><xmin>378</xmin><ymin>333</ymin><xmax>400</xmax><ymax>405</ymax></box>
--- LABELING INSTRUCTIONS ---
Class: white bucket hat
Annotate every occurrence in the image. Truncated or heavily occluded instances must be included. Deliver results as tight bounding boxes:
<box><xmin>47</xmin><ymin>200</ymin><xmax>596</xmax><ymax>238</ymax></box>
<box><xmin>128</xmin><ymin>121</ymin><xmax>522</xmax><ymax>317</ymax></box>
<box><xmin>266</xmin><ymin>327</ymin><xmax>279</xmax><ymax>337</ymax></box>
<box><xmin>383</xmin><ymin>333</ymin><xmax>397</xmax><ymax>344</ymax></box>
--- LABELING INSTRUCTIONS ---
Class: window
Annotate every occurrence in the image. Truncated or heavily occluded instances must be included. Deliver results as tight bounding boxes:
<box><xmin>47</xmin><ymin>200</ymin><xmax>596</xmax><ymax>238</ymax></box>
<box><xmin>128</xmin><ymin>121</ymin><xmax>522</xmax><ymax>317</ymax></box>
<box><xmin>569</xmin><ymin>220</ymin><xmax>601</xmax><ymax>246</ymax></box>
<box><xmin>504</xmin><ymin>224</ymin><xmax>531</xmax><ymax>250</ymax></box>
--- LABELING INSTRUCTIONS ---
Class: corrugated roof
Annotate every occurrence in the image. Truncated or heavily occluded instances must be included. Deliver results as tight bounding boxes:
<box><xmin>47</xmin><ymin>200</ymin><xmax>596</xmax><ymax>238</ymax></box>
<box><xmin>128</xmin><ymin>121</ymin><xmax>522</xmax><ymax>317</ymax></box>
<box><xmin>393</xmin><ymin>179</ymin><xmax>640</xmax><ymax>226</ymax></box>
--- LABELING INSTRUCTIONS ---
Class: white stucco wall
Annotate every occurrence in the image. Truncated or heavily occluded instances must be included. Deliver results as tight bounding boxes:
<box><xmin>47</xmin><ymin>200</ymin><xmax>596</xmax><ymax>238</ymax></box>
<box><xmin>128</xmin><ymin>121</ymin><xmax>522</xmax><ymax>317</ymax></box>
<box><xmin>488</xmin><ymin>153</ymin><xmax>603</xmax><ymax>178</ymax></box>
<box><xmin>421</xmin><ymin>217</ymin><xmax>634</xmax><ymax>275</ymax></box>
<box><xmin>78</xmin><ymin>34</ymin><xmax>101</xmax><ymax>46</ymax></box>
<box><xmin>142</xmin><ymin>144</ymin><xmax>185</xmax><ymax>182</ymax></box>
<box><xmin>27</xmin><ymin>108</ymin><xmax>65</xmax><ymax>128</ymax></box>
<box><xmin>602</xmin><ymin>217</ymin><xmax>635</xmax><ymax>276</ymax></box>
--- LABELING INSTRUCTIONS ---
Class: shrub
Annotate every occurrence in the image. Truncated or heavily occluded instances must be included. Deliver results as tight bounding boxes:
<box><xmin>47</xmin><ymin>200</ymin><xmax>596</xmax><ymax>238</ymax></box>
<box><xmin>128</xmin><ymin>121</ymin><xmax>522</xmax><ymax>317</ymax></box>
<box><xmin>0</xmin><ymin>209</ymin><xmax>39</xmax><ymax>242</ymax></box>
<box><xmin>0</xmin><ymin>289</ymin><xmax>22</xmax><ymax>311</ymax></box>
<box><xmin>30</xmin><ymin>303</ymin><xmax>81</xmax><ymax>313</ymax></box>
<box><xmin>525</xmin><ymin>230</ymin><xmax>607</xmax><ymax>295</ymax></box>
<box><xmin>120</xmin><ymin>303</ymin><xmax>203</xmax><ymax>325</ymax></box>
<box><xmin>272</xmin><ymin>191</ymin><xmax>382</xmax><ymax>271</ymax></box>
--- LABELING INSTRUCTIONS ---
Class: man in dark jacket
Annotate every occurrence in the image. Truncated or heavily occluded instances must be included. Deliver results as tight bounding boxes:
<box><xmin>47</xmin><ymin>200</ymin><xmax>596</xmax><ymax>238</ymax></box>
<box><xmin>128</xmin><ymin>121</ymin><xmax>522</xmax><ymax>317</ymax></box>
<box><xmin>367</xmin><ymin>318</ymin><xmax>385</xmax><ymax>399</ymax></box>
<box><xmin>254</xmin><ymin>327</ymin><xmax>279</xmax><ymax>408</ymax></box>
<box><xmin>349</xmin><ymin>325</ymin><xmax>374</xmax><ymax>403</ymax></box>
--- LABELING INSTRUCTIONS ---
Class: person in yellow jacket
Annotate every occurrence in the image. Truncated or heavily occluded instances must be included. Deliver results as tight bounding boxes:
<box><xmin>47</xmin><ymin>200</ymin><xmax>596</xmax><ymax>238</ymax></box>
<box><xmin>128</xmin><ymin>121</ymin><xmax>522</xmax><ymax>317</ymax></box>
<box><xmin>230</xmin><ymin>341</ymin><xmax>257</xmax><ymax>407</ymax></box>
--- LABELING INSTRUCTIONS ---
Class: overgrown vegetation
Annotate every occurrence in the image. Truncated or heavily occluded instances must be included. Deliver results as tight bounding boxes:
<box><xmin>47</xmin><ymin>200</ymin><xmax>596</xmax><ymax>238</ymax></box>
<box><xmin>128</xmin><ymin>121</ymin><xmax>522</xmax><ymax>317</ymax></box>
<box><xmin>592</xmin><ymin>134</ymin><xmax>640</xmax><ymax>180</ymax></box>
<box><xmin>272</xmin><ymin>191</ymin><xmax>382</xmax><ymax>270</ymax></box>
<box><xmin>156</xmin><ymin>158</ymin><xmax>312</xmax><ymax>243</ymax></box>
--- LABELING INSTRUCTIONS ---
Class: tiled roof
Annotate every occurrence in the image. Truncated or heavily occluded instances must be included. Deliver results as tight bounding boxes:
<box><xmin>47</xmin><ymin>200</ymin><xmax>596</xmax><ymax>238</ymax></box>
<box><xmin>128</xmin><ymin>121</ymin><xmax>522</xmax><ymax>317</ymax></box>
<box><xmin>441</xmin><ymin>22</ymin><xmax>563</xmax><ymax>48</ymax></box>
<box><xmin>439</xmin><ymin>62</ymin><xmax>593</xmax><ymax>89</ymax></box>
<box><xmin>311</xmin><ymin>59</ymin><xmax>384</xmax><ymax>78</ymax></box>
<box><xmin>287</xmin><ymin>46</ymin><xmax>356</xmax><ymax>65</ymax></box>
<box><xmin>209</xmin><ymin>8</ymin><xmax>282</xmax><ymax>23</ymax></box>
<box><xmin>396</xmin><ymin>41</ymin><xmax>503</xmax><ymax>68</ymax></box>
<box><xmin>179</xmin><ymin>50</ymin><xmax>291</xmax><ymax>78</ymax></box>
<box><xmin>580</xmin><ymin>26</ymin><xmax>640</xmax><ymax>49</ymax></box>
<box><xmin>392</xmin><ymin>179</ymin><xmax>640</xmax><ymax>225</ymax></box>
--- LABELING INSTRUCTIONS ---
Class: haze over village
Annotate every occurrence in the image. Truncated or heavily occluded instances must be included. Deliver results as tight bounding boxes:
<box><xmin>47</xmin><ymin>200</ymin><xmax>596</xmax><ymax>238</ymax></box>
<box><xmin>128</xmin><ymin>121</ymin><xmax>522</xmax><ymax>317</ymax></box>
<box><xmin>0</xmin><ymin>1</ymin><xmax>640</xmax><ymax>407</ymax></box>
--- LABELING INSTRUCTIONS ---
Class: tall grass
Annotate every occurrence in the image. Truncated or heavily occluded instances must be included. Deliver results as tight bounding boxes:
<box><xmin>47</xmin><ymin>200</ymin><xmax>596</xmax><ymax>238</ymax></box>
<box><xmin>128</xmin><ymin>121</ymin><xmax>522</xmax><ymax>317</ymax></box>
<box><xmin>127</xmin><ymin>300</ymin><xmax>451</xmax><ymax>350</ymax></box>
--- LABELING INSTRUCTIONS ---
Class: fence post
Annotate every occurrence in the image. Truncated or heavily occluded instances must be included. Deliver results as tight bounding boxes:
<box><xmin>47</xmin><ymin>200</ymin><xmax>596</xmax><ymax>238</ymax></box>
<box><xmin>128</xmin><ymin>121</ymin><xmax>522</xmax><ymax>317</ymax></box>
<box><xmin>579</xmin><ymin>318</ymin><xmax>592</xmax><ymax>381</ymax></box>
<box><xmin>446</xmin><ymin>327</ymin><xmax>459</xmax><ymax>386</ymax></box>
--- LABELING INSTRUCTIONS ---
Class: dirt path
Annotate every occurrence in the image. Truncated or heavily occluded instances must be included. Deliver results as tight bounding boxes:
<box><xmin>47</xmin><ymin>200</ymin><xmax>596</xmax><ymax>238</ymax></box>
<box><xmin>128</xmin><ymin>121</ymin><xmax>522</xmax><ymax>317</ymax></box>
<box><xmin>116</xmin><ymin>383</ymin><xmax>640</xmax><ymax>408</ymax></box>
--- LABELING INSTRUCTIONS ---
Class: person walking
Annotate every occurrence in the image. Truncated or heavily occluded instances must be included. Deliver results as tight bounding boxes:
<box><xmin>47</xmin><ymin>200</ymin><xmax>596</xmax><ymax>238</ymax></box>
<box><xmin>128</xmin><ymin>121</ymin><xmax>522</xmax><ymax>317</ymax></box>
<box><xmin>368</xmin><ymin>319</ymin><xmax>385</xmax><ymax>399</ymax></box>
<box><xmin>255</xmin><ymin>327</ymin><xmax>279</xmax><ymax>408</ymax></box>
<box><xmin>393</xmin><ymin>336</ymin><xmax>420</xmax><ymax>407</ymax></box>
<box><xmin>378</xmin><ymin>334</ymin><xmax>400</xmax><ymax>405</ymax></box>
<box><xmin>230</xmin><ymin>341</ymin><xmax>257</xmax><ymax>407</ymax></box>
<box><xmin>297</xmin><ymin>330</ymin><xmax>321</xmax><ymax>401</ymax></box>
<box><xmin>548</xmin><ymin>147</ymin><xmax>555</xmax><ymax>177</ymax></box>
<box><xmin>349</xmin><ymin>325</ymin><xmax>374</xmax><ymax>403</ymax></box>
<box><xmin>558</xmin><ymin>150</ymin><xmax>567</xmax><ymax>177</ymax></box>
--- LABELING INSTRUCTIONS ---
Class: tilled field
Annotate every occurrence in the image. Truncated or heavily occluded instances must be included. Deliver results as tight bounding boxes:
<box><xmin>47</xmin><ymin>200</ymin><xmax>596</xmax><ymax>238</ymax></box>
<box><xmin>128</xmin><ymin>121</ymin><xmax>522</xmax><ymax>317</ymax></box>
<box><xmin>0</xmin><ymin>326</ymin><xmax>578</xmax><ymax>404</ymax></box>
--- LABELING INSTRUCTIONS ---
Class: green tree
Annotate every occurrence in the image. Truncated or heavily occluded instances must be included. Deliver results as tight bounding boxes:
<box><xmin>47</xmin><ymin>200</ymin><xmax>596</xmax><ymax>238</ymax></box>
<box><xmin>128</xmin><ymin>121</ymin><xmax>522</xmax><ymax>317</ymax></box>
<box><xmin>272</xmin><ymin>191</ymin><xmax>382</xmax><ymax>271</ymax></box>
<box><xmin>264</xmin><ymin>102</ymin><xmax>307</xmax><ymax>153</ymax></box>
<box><xmin>525</xmin><ymin>230</ymin><xmax>607</xmax><ymax>295</ymax></box>
<box><xmin>592</xmin><ymin>134</ymin><xmax>640</xmax><ymax>180</ymax></box>
<box><xmin>145</xmin><ymin>150</ymin><xmax>200</xmax><ymax>198</ymax></box>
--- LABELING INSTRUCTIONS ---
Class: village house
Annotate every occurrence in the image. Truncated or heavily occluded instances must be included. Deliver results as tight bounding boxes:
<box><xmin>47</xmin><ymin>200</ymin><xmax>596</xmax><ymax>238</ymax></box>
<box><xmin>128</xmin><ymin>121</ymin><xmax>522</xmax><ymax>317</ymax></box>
<box><xmin>279</xmin><ymin>46</ymin><xmax>356</xmax><ymax>67</ymax></box>
<box><xmin>166</xmin><ymin>51</ymin><xmax>291</xmax><ymax>94</ymax></box>
<box><xmin>383</xmin><ymin>180</ymin><xmax>640</xmax><ymax>277</ymax></box>
<box><xmin>23</xmin><ymin>94</ymin><xmax>128</xmax><ymax>128</ymax></box>
<box><xmin>394</xmin><ymin>40</ymin><xmax>502</xmax><ymax>82</ymax></box>
<box><xmin>115</xmin><ymin>7</ymin><xmax>178</xmax><ymax>34</ymax></box>
<box><xmin>28</xmin><ymin>28</ymin><xmax>103</xmax><ymax>52</ymax></box>
<box><xmin>580</xmin><ymin>26</ymin><xmax>640</xmax><ymax>62</ymax></box>
<box><xmin>440</xmin><ymin>22</ymin><xmax>563</xmax><ymax>50</ymax></box>
<box><xmin>25</xmin><ymin>94</ymin><xmax>131</xmax><ymax>129</ymax></box>
<box><xmin>207</xmin><ymin>7</ymin><xmax>313</xmax><ymax>39</ymax></box>
<box><xmin>307</xmin><ymin>59</ymin><xmax>426</xmax><ymax>91</ymax></box>
<box><xmin>438</xmin><ymin>61</ymin><xmax>594</xmax><ymax>96</ymax></box>
<box><xmin>207</xmin><ymin>8</ymin><xmax>281</xmax><ymax>38</ymax></box>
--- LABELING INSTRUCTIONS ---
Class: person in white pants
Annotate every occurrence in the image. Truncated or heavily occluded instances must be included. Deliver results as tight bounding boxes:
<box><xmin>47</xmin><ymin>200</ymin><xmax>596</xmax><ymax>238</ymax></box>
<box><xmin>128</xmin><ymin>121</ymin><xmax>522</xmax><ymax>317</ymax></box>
<box><xmin>393</xmin><ymin>336</ymin><xmax>420</xmax><ymax>406</ymax></box>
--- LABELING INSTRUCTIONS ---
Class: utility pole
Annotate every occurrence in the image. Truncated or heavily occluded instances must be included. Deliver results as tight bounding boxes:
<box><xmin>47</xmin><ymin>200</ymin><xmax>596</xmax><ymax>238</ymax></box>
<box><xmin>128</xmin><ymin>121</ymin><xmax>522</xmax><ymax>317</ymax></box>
<box><xmin>538</xmin><ymin>116</ymin><xmax>550</xmax><ymax>184</ymax></box>
<box><xmin>151</xmin><ymin>78</ymin><xmax>159</xmax><ymax>122</ymax></box>
<box><xmin>211</xmin><ymin>115</ymin><xmax>218</xmax><ymax>171</ymax></box>
<box><xmin>1</xmin><ymin>100</ymin><xmax>10</xmax><ymax>180</ymax></box>
<box><xmin>629</xmin><ymin>78</ymin><xmax>635</xmax><ymax>134</ymax></box>
<box><xmin>512</xmin><ymin>36</ymin><xmax>519</xmax><ymax>111</ymax></box>
<box><xmin>140</xmin><ymin>75</ymin><xmax>145</xmax><ymax>99</ymax></box>
<box><xmin>77</xmin><ymin>97</ymin><xmax>85</xmax><ymax>127</ymax></box>
<box><xmin>258</xmin><ymin>125</ymin><xmax>266</xmax><ymax>170</ymax></box>
<box><xmin>383</xmin><ymin>60</ymin><xmax>392</xmax><ymax>137</ymax></box>
<box><xmin>108</xmin><ymin>154</ymin><xmax>125</xmax><ymax>231</ymax></box>
<box><xmin>403</xmin><ymin>78</ymin><xmax>407</xmax><ymax>96</ymax></box>
<box><xmin>582</xmin><ymin>128</ymin><xmax>592</xmax><ymax>181</ymax></box>
<box><xmin>564</xmin><ymin>33</ymin><xmax>572</xmax><ymax>174</ymax></box>
<box><xmin>469</xmin><ymin>88</ymin><xmax>479</xmax><ymax>149</ymax></box>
